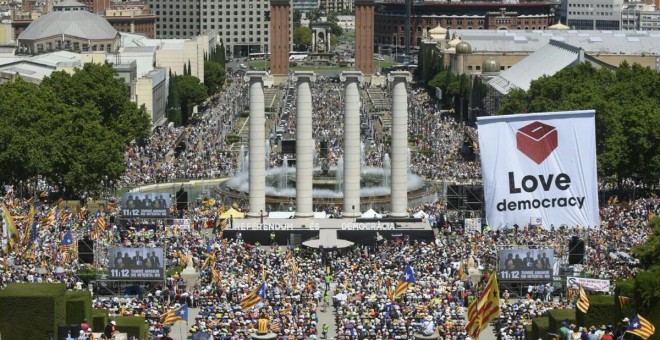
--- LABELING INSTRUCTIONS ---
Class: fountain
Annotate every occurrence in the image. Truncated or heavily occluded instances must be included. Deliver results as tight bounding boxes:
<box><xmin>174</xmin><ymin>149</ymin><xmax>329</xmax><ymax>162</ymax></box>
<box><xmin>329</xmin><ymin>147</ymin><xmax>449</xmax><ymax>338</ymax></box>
<box><xmin>279</xmin><ymin>155</ymin><xmax>289</xmax><ymax>191</ymax></box>
<box><xmin>265</xmin><ymin>140</ymin><xmax>271</xmax><ymax>169</ymax></box>
<box><xmin>360</xmin><ymin>141</ymin><xmax>366</xmax><ymax>171</ymax></box>
<box><xmin>238</xmin><ymin>145</ymin><xmax>248</xmax><ymax>174</ymax></box>
<box><xmin>313</xmin><ymin>143</ymin><xmax>319</xmax><ymax>167</ymax></box>
<box><xmin>218</xmin><ymin>160</ymin><xmax>436</xmax><ymax>212</ymax></box>
<box><xmin>383</xmin><ymin>153</ymin><xmax>391</xmax><ymax>189</ymax></box>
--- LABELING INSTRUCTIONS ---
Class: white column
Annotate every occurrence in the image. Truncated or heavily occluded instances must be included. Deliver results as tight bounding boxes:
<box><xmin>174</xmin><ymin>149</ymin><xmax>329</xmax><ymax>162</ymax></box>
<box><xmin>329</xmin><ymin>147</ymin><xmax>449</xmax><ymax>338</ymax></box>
<box><xmin>294</xmin><ymin>71</ymin><xmax>316</xmax><ymax>218</ymax></box>
<box><xmin>245</xmin><ymin>71</ymin><xmax>267</xmax><ymax>218</ymax></box>
<box><xmin>340</xmin><ymin>71</ymin><xmax>363</xmax><ymax>217</ymax></box>
<box><xmin>388</xmin><ymin>71</ymin><xmax>412</xmax><ymax>217</ymax></box>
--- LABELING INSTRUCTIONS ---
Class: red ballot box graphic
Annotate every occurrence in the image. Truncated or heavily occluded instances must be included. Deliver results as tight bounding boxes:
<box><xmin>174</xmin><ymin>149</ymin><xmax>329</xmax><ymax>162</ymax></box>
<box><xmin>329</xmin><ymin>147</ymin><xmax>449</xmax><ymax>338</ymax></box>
<box><xmin>516</xmin><ymin>121</ymin><xmax>558</xmax><ymax>164</ymax></box>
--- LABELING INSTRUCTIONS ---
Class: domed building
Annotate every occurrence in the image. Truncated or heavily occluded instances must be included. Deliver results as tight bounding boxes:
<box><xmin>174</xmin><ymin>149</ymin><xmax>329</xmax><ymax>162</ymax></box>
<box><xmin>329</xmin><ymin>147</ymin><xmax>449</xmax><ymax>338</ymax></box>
<box><xmin>456</xmin><ymin>41</ymin><xmax>472</xmax><ymax>54</ymax></box>
<box><xmin>481</xmin><ymin>57</ymin><xmax>500</xmax><ymax>74</ymax></box>
<box><xmin>17</xmin><ymin>0</ymin><xmax>120</xmax><ymax>55</ymax></box>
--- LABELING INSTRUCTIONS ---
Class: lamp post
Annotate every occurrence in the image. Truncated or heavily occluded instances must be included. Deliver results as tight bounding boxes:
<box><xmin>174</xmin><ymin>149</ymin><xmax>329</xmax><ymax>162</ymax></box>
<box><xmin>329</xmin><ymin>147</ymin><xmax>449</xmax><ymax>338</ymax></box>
<box><xmin>103</xmin><ymin>175</ymin><xmax>108</xmax><ymax>199</ymax></box>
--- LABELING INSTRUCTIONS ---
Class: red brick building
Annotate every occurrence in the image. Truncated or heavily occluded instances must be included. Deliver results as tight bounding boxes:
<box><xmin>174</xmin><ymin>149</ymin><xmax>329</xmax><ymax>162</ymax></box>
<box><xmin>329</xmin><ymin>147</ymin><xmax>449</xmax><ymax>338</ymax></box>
<box><xmin>375</xmin><ymin>2</ymin><xmax>556</xmax><ymax>48</ymax></box>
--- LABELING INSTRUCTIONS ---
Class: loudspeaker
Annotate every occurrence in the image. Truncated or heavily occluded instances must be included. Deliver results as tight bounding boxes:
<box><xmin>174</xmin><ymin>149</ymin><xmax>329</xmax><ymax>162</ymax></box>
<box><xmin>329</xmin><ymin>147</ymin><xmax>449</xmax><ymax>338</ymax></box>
<box><xmin>58</xmin><ymin>325</ymin><xmax>69</xmax><ymax>340</ymax></box>
<box><xmin>319</xmin><ymin>140</ymin><xmax>328</xmax><ymax>157</ymax></box>
<box><xmin>70</xmin><ymin>324</ymin><xmax>81</xmax><ymax>337</ymax></box>
<box><xmin>281</xmin><ymin>140</ymin><xmax>296</xmax><ymax>154</ymax></box>
<box><xmin>78</xmin><ymin>239</ymin><xmax>94</xmax><ymax>264</ymax></box>
<box><xmin>176</xmin><ymin>189</ymin><xmax>188</xmax><ymax>211</ymax></box>
<box><xmin>568</xmin><ymin>236</ymin><xmax>585</xmax><ymax>265</ymax></box>
<box><xmin>460</xmin><ymin>140</ymin><xmax>476</xmax><ymax>161</ymax></box>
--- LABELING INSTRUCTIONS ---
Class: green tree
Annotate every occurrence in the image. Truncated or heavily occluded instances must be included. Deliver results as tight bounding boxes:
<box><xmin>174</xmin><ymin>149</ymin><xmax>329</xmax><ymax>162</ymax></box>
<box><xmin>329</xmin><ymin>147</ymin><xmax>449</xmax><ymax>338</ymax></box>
<box><xmin>48</xmin><ymin>102</ymin><xmax>125</xmax><ymax>195</ymax></box>
<box><xmin>293</xmin><ymin>9</ymin><xmax>302</xmax><ymax>27</ymax></box>
<box><xmin>497</xmin><ymin>62</ymin><xmax>660</xmax><ymax>185</ymax></box>
<box><xmin>428</xmin><ymin>70</ymin><xmax>470</xmax><ymax>115</ymax></box>
<box><xmin>330</xmin><ymin>22</ymin><xmax>343</xmax><ymax>37</ymax></box>
<box><xmin>175</xmin><ymin>75</ymin><xmax>207</xmax><ymax>126</ymax></box>
<box><xmin>166</xmin><ymin>70</ymin><xmax>182</xmax><ymax>125</ymax></box>
<box><xmin>634</xmin><ymin>218</ymin><xmax>660</xmax><ymax>270</ymax></box>
<box><xmin>40</xmin><ymin>63</ymin><xmax>150</xmax><ymax>144</ymax></box>
<box><xmin>294</xmin><ymin>26</ymin><xmax>313</xmax><ymax>50</ymax></box>
<box><xmin>0</xmin><ymin>70</ymin><xmax>136</xmax><ymax>195</ymax></box>
<box><xmin>204</xmin><ymin>61</ymin><xmax>226</xmax><ymax>95</ymax></box>
<box><xmin>0</xmin><ymin>79</ymin><xmax>57</xmax><ymax>183</ymax></box>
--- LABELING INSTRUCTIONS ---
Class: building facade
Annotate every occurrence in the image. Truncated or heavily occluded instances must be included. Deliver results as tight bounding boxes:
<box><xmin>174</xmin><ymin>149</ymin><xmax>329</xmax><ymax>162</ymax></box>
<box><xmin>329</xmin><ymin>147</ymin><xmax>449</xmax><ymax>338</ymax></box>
<box><xmin>564</xmin><ymin>0</ymin><xmax>623</xmax><ymax>30</ymax></box>
<box><xmin>292</xmin><ymin>0</ymin><xmax>319</xmax><ymax>12</ymax></box>
<box><xmin>639</xmin><ymin>10</ymin><xmax>660</xmax><ymax>30</ymax></box>
<box><xmin>319</xmin><ymin>0</ymin><xmax>352</xmax><ymax>12</ymax></box>
<box><xmin>16</xmin><ymin>0</ymin><xmax>120</xmax><ymax>55</ymax></box>
<box><xmin>374</xmin><ymin>2</ymin><xmax>556</xmax><ymax>49</ymax></box>
<box><xmin>149</xmin><ymin>0</ymin><xmax>271</xmax><ymax>58</ymax></box>
<box><xmin>12</xmin><ymin>0</ymin><xmax>156</xmax><ymax>39</ymax></box>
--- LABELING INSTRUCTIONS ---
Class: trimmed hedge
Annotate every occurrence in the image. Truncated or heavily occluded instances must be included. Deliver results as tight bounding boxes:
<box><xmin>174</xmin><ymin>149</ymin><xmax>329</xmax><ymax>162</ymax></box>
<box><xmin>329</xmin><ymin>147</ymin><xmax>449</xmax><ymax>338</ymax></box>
<box><xmin>66</xmin><ymin>290</ymin><xmax>93</xmax><ymax>325</ymax></box>
<box><xmin>576</xmin><ymin>295</ymin><xmax>617</xmax><ymax>329</ymax></box>
<box><xmin>115</xmin><ymin>315</ymin><xmax>149</xmax><ymax>340</ymax></box>
<box><xmin>634</xmin><ymin>268</ymin><xmax>660</xmax><ymax>340</ymax></box>
<box><xmin>615</xmin><ymin>279</ymin><xmax>636</xmax><ymax>320</ymax></box>
<box><xmin>531</xmin><ymin>317</ymin><xmax>549</xmax><ymax>340</ymax></box>
<box><xmin>547</xmin><ymin>309</ymin><xmax>576</xmax><ymax>335</ymax></box>
<box><xmin>75</xmin><ymin>269</ymin><xmax>97</xmax><ymax>285</ymax></box>
<box><xmin>0</xmin><ymin>283</ymin><xmax>66</xmax><ymax>339</ymax></box>
<box><xmin>92</xmin><ymin>309</ymin><xmax>110</xmax><ymax>332</ymax></box>
<box><xmin>525</xmin><ymin>324</ymin><xmax>533</xmax><ymax>340</ymax></box>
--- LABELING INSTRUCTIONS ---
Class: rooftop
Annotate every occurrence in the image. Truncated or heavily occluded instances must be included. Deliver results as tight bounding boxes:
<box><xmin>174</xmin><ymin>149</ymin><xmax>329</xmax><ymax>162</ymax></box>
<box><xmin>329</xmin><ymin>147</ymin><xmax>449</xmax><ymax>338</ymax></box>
<box><xmin>487</xmin><ymin>40</ymin><xmax>583</xmax><ymax>95</ymax></box>
<box><xmin>449</xmin><ymin>29</ymin><xmax>660</xmax><ymax>55</ymax></box>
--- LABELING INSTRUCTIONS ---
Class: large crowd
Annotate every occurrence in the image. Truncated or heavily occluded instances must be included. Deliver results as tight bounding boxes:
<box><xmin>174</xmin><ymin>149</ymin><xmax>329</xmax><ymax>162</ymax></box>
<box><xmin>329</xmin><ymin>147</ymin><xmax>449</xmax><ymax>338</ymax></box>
<box><xmin>1</xmin><ymin>74</ymin><xmax>659</xmax><ymax>340</ymax></box>
<box><xmin>0</xmin><ymin>189</ymin><xmax>656</xmax><ymax>339</ymax></box>
<box><xmin>119</xmin><ymin>72</ymin><xmax>482</xmax><ymax>193</ymax></box>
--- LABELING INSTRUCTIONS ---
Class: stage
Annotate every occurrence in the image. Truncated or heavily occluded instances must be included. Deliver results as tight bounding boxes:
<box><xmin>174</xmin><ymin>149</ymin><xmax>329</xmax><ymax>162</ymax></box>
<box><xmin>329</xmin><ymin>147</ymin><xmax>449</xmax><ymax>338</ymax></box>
<box><xmin>220</xmin><ymin>217</ymin><xmax>436</xmax><ymax>247</ymax></box>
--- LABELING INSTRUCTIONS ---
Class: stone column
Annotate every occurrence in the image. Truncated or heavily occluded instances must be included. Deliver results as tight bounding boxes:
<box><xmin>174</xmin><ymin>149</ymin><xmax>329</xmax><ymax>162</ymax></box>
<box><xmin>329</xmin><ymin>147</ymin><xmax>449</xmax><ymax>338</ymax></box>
<box><xmin>245</xmin><ymin>71</ymin><xmax>267</xmax><ymax>218</ymax></box>
<box><xmin>355</xmin><ymin>0</ymin><xmax>375</xmax><ymax>75</ymax></box>
<box><xmin>340</xmin><ymin>71</ymin><xmax>363</xmax><ymax>217</ymax></box>
<box><xmin>388</xmin><ymin>71</ymin><xmax>412</xmax><ymax>217</ymax></box>
<box><xmin>294</xmin><ymin>71</ymin><xmax>316</xmax><ymax>218</ymax></box>
<box><xmin>269</xmin><ymin>0</ymin><xmax>290</xmax><ymax>85</ymax></box>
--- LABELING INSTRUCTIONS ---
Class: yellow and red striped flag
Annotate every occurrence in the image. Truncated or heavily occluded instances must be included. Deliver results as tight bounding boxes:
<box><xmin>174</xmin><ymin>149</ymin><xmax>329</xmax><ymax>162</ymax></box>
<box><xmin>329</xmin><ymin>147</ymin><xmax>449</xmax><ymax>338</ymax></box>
<box><xmin>2</xmin><ymin>203</ymin><xmax>20</xmax><ymax>251</ymax></box>
<box><xmin>626</xmin><ymin>314</ymin><xmax>655</xmax><ymax>340</ymax></box>
<box><xmin>576</xmin><ymin>286</ymin><xmax>589</xmax><ymax>313</ymax></box>
<box><xmin>466</xmin><ymin>298</ymin><xmax>481</xmax><ymax>338</ymax></box>
<box><xmin>477</xmin><ymin>273</ymin><xmax>501</xmax><ymax>331</ymax></box>
<box><xmin>240</xmin><ymin>282</ymin><xmax>267</xmax><ymax>310</ymax></box>
<box><xmin>391</xmin><ymin>264</ymin><xmax>416</xmax><ymax>301</ymax></box>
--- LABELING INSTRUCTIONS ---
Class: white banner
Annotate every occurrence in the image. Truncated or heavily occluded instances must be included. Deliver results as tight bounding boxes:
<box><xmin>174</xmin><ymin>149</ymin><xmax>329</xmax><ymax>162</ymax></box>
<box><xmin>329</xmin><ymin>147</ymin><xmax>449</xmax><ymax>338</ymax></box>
<box><xmin>567</xmin><ymin>276</ymin><xmax>610</xmax><ymax>292</ymax></box>
<box><xmin>477</xmin><ymin>110</ymin><xmax>599</xmax><ymax>230</ymax></box>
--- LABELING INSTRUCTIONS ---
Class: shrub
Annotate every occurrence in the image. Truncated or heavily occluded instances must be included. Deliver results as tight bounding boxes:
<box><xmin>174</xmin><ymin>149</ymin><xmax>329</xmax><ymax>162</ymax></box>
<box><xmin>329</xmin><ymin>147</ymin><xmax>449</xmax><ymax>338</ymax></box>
<box><xmin>167</xmin><ymin>265</ymin><xmax>184</xmax><ymax>277</ymax></box>
<box><xmin>114</xmin><ymin>315</ymin><xmax>149</xmax><ymax>340</ymax></box>
<box><xmin>92</xmin><ymin>309</ymin><xmax>109</xmax><ymax>332</ymax></box>
<box><xmin>531</xmin><ymin>317</ymin><xmax>550</xmax><ymax>340</ymax></box>
<box><xmin>547</xmin><ymin>309</ymin><xmax>576</xmax><ymax>335</ymax></box>
<box><xmin>0</xmin><ymin>283</ymin><xmax>66</xmax><ymax>339</ymax></box>
<box><xmin>576</xmin><ymin>295</ymin><xmax>618</xmax><ymax>329</ymax></box>
<box><xmin>226</xmin><ymin>134</ymin><xmax>240</xmax><ymax>144</ymax></box>
<box><xmin>615</xmin><ymin>279</ymin><xmax>636</xmax><ymax>320</ymax></box>
<box><xmin>75</xmin><ymin>269</ymin><xmax>99</xmax><ymax>285</ymax></box>
<box><xmin>633</xmin><ymin>268</ymin><xmax>660</xmax><ymax>340</ymax></box>
<box><xmin>66</xmin><ymin>290</ymin><xmax>93</xmax><ymax>326</ymax></box>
